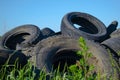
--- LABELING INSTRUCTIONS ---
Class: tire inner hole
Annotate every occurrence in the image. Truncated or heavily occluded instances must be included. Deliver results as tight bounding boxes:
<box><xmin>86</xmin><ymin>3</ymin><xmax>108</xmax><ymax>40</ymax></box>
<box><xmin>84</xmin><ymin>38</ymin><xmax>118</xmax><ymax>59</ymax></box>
<box><xmin>71</xmin><ymin>16</ymin><xmax>98</xmax><ymax>34</ymax></box>
<box><xmin>6</xmin><ymin>33</ymin><xmax>30</xmax><ymax>50</ymax></box>
<box><xmin>52</xmin><ymin>50</ymin><xmax>81</xmax><ymax>72</ymax></box>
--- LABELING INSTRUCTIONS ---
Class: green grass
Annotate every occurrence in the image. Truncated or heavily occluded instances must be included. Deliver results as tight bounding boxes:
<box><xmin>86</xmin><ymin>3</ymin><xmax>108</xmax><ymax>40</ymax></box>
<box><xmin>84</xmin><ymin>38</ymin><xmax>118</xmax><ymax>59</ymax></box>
<box><xmin>0</xmin><ymin>37</ymin><xmax>119</xmax><ymax>80</ymax></box>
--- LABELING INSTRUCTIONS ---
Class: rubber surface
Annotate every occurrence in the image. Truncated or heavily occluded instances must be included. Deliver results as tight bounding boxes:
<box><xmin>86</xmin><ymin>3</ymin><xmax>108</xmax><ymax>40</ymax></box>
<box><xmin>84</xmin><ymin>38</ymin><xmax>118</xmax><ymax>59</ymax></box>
<box><xmin>34</xmin><ymin>35</ymin><xmax>119</xmax><ymax>79</ymax></box>
<box><xmin>0</xmin><ymin>49</ymin><xmax>27</xmax><ymax>67</ymax></box>
<box><xmin>0</xmin><ymin>24</ymin><xmax>42</xmax><ymax>50</ymax></box>
<box><xmin>41</xmin><ymin>27</ymin><xmax>55</xmax><ymax>39</ymax></box>
<box><xmin>107</xmin><ymin>21</ymin><xmax>118</xmax><ymax>36</ymax></box>
<box><xmin>102</xmin><ymin>37</ymin><xmax>120</xmax><ymax>57</ymax></box>
<box><xmin>61</xmin><ymin>12</ymin><xmax>107</xmax><ymax>42</ymax></box>
<box><xmin>106</xmin><ymin>21</ymin><xmax>118</xmax><ymax>39</ymax></box>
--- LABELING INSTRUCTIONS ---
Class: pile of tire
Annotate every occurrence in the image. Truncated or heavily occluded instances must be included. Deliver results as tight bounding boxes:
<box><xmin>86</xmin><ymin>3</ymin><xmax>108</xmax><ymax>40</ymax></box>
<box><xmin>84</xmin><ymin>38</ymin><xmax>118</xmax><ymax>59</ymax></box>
<box><xmin>0</xmin><ymin>12</ymin><xmax>119</xmax><ymax>79</ymax></box>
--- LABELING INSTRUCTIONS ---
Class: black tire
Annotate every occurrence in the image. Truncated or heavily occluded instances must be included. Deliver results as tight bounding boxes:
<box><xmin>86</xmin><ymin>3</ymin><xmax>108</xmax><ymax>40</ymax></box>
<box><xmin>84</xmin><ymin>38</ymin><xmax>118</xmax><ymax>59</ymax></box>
<box><xmin>107</xmin><ymin>21</ymin><xmax>118</xmax><ymax>36</ymax></box>
<box><xmin>110</xmin><ymin>28</ymin><xmax>120</xmax><ymax>38</ymax></box>
<box><xmin>41</xmin><ymin>27</ymin><xmax>55</xmax><ymax>39</ymax></box>
<box><xmin>106</xmin><ymin>21</ymin><xmax>118</xmax><ymax>39</ymax></box>
<box><xmin>0</xmin><ymin>49</ymin><xmax>9</xmax><ymax>65</ymax></box>
<box><xmin>0</xmin><ymin>49</ymin><xmax>27</xmax><ymax>67</ymax></box>
<box><xmin>61</xmin><ymin>12</ymin><xmax>107</xmax><ymax>42</ymax></box>
<box><xmin>34</xmin><ymin>35</ymin><xmax>119</xmax><ymax>79</ymax></box>
<box><xmin>102</xmin><ymin>37</ymin><xmax>120</xmax><ymax>57</ymax></box>
<box><xmin>0</xmin><ymin>24</ymin><xmax>43</xmax><ymax>50</ymax></box>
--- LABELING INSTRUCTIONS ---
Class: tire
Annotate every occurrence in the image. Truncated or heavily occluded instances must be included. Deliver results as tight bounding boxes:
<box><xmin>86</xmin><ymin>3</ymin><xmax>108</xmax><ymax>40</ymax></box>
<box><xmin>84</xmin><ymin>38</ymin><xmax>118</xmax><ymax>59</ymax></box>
<box><xmin>0</xmin><ymin>24</ymin><xmax>43</xmax><ymax>50</ymax></box>
<box><xmin>0</xmin><ymin>49</ymin><xmax>27</xmax><ymax>67</ymax></box>
<box><xmin>61</xmin><ymin>12</ymin><xmax>107</xmax><ymax>42</ymax></box>
<box><xmin>110</xmin><ymin>28</ymin><xmax>120</xmax><ymax>38</ymax></box>
<box><xmin>41</xmin><ymin>27</ymin><xmax>55</xmax><ymax>39</ymax></box>
<box><xmin>102</xmin><ymin>37</ymin><xmax>120</xmax><ymax>57</ymax></box>
<box><xmin>107</xmin><ymin>21</ymin><xmax>118</xmax><ymax>36</ymax></box>
<box><xmin>34</xmin><ymin>35</ymin><xmax>119</xmax><ymax>79</ymax></box>
<box><xmin>106</xmin><ymin>21</ymin><xmax>118</xmax><ymax>39</ymax></box>
<box><xmin>0</xmin><ymin>49</ymin><xmax>9</xmax><ymax>65</ymax></box>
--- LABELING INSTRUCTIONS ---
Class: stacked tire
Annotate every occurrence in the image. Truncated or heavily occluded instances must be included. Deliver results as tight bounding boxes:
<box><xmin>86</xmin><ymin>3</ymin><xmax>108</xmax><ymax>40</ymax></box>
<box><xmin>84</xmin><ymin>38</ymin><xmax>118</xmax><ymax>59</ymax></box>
<box><xmin>0</xmin><ymin>12</ymin><xmax>119</xmax><ymax>79</ymax></box>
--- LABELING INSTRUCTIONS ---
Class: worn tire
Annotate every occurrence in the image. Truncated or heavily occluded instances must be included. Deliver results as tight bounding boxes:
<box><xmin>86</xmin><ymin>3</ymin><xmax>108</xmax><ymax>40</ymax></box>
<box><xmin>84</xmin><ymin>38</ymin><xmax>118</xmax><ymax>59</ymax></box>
<box><xmin>34</xmin><ymin>35</ymin><xmax>119</xmax><ymax>79</ymax></box>
<box><xmin>102</xmin><ymin>37</ymin><xmax>120</xmax><ymax>66</ymax></box>
<box><xmin>0</xmin><ymin>49</ymin><xmax>9</xmax><ymax>65</ymax></box>
<box><xmin>61</xmin><ymin>12</ymin><xmax>107</xmax><ymax>42</ymax></box>
<box><xmin>41</xmin><ymin>27</ymin><xmax>55</xmax><ymax>39</ymax></box>
<box><xmin>102</xmin><ymin>37</ymin><xmax>120</xmax><ymax>57</ymax></box>
<box><xmin>0</xmin><ymin>49</ymin><xmax>27</xmax><ymax>67</ymax></box>
<box><xmin>0</xmin><ymin>24</ymin><xmax>42</xmax><ymax>50</ymax></box>
<box><xmin>107</xmin><ymin>21</ymin><xmax>118</xmax><ymax>36</ymax></box>
<box><xmin>105</xmin><ymin>21</ymin><xmax>118</xmax><ymax>39</ymax></box>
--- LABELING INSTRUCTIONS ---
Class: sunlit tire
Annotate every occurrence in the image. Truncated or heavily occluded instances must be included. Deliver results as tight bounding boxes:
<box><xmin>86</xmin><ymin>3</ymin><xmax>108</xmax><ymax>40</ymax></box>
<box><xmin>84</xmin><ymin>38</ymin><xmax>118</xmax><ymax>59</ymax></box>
<box><xmin>61</xmin><ymin>12</ymin><xmax>107</xmax><ymax>42</ymax></box>
<box><xmin>106</xmin><ymin>21</ymin><xmax>118</xmax><ymax>39</ymax></box>
<box><xmin>102</xmin><ymin>37</ymin><xmax>120</xmax><ymax>58</ymax></box>
<box><xmin>34</xmin><ymin>35</ymin><xmax>119</xmax><ymax>79</ymax></box>
<box><xmin>0</xmin><ymin>24</ymin><xmax>43</xmax><ymax>50</ymax></box>
<box><xmin>41</xmin><ymin>27</ymin><xmax>55</xmax><ymax>39</ymax></box>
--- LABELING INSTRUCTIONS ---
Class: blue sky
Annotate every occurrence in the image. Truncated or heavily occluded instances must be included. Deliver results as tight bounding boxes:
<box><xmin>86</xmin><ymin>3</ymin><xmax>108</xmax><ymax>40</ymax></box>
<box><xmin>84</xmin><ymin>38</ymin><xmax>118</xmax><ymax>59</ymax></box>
<box><xmin>0</xmin><ymin>0</ymin><xmax>120</xmax><ymax>35</ymax></box>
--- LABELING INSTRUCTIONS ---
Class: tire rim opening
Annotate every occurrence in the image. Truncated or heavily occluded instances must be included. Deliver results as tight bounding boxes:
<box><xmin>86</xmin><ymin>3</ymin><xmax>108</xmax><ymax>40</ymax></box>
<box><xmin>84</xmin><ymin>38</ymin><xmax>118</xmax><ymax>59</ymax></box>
<box><xmin>5</xmin><ymin>33</ymin><xmax>30</xmax><ymax>50</ymax></box>
<box><xmin>52</xmin><ymin>50</ymin><xmax>81</xmax><ymax>72</ymax></box>
<box><xmin>71</xmin><ymin>16</ymin><xmax>98</xmax><ymax>34</ymax></box>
